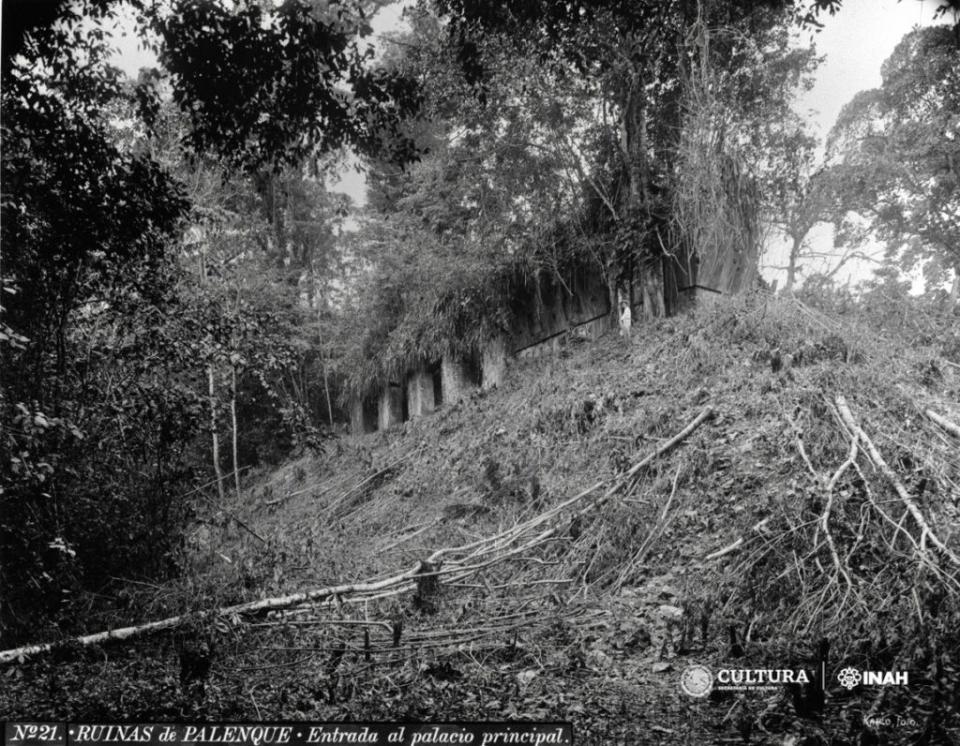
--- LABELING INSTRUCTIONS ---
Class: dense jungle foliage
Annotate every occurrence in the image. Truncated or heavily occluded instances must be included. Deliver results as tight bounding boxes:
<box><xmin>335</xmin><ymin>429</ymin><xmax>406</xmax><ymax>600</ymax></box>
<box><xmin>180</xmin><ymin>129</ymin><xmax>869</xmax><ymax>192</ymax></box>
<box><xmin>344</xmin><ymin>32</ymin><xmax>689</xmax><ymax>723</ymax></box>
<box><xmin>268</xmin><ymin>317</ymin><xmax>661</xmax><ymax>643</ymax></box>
<box><xmin>2</xmin><ymin>0</ymin><xmax>959</xmax><ymax>742</ymax></box>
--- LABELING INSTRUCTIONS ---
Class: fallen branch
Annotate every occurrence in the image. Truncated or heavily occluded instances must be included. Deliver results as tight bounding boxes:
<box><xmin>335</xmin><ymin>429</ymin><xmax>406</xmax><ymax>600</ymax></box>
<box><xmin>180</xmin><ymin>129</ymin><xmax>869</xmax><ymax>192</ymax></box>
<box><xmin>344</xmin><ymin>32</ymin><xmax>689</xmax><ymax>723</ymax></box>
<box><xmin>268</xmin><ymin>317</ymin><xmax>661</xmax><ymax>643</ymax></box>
<box><xmin>378</xmin><ymin>519</ymin><xmax>440</xmax><ymax>553</ymax></box>
<box><xmin>249</xmin><ymin>619</ymin><xmax>394</xmax><ymax>632</ymax></box>
<box><xmin>265</xmin><ymin>480</ymin><xmax>340</xmax><ymax>508</ymax></box>
<box><xmin>0</xmin><ymin>407</ymin><xmax>715</xmax><ymax>666</ymax></box>
<box><xmin>452</xmin><ymin>406</ymin><xmax>714</xmax><ymax>565</ymax></box>
<box><xmin>0</xmin><ymin>571</ymin><xmax>421</xmax><ymax>665</ymax></box>
<box><xmin>323</xmin><ymin>452</ymin><xmax>410</xmax><ymax>518</ymax></box>
<box><xmin>613</xmin><ymin>465</ymin><xmax>683</xmax><ymax>588</ymax></box>
<box><xmin>926</xmin><ymin>409</ymin><xmax>960</xmax><ymax>439</ymax></box>
<box><xmin>624</xmin><ymin>406</ymin><xmax>714</xmax><ymax>480</ymax></box>
<box><xmin>818</xmin><ymin>420</ymin><xmax>859</xmax><ymax>614</ymax></box>
<box><xmin>704</xmin><ymin>517</ymin><xmax>772</xmax><ymax>561</ymax></box>
<box><xmin>837</xmin><ymin>396</ymin><xmax>960</xmax><ymax>569</ymax></box>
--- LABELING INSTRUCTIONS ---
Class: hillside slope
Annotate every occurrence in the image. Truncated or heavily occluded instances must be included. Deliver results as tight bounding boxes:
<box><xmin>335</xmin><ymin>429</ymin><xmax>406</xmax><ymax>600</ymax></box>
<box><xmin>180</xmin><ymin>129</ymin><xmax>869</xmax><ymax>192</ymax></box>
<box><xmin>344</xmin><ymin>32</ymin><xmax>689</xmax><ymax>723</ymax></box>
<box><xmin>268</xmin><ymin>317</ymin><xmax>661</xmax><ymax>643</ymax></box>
<box><xmin>5</xmin><ymin>294</ymin><xmax>960</xmax><ymax>744</ymax></box>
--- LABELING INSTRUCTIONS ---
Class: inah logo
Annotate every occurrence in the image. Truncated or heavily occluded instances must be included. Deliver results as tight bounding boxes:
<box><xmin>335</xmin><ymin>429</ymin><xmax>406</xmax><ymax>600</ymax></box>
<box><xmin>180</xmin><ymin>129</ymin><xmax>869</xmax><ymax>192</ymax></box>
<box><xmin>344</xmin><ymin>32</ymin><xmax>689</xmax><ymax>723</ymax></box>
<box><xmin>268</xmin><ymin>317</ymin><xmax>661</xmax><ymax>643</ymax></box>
<box><xmin>680</xmin><ymin>665</ymin><xmax>713</xmax><ymax>698</ymax></box>
<box><xmin>838</xmin><ymin>668</ymin><xmax>909</xmax><ymax>689</ymax></box>
<box><xmin>838</xmin><ymin>667</ymin><xmax>862</xmax><ymax>690</ymax></box>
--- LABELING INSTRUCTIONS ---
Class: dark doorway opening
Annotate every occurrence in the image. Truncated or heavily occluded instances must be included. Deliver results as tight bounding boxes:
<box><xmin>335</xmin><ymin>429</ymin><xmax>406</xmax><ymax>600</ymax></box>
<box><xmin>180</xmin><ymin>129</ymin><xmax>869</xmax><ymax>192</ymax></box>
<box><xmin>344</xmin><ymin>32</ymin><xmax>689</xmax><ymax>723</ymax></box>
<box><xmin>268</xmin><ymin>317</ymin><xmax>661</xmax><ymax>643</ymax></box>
<box><xmin>464</xmin><ymin>353</ymin><xmax>483</xmax><ymax>389</ymax></box>
<box><xmin>430</xmin><ymin>362</ymin><xmax>443</xmax><ymax>407</ymax></box>
<box><xmin>388</xmin><ymin>381</ymin><xmax>408</xmax><ymax>423</ymax></box>
<box><xmin>362</xmin><ymin>397</ymin><xmax>378</xmax><ymax>432</ymax></box>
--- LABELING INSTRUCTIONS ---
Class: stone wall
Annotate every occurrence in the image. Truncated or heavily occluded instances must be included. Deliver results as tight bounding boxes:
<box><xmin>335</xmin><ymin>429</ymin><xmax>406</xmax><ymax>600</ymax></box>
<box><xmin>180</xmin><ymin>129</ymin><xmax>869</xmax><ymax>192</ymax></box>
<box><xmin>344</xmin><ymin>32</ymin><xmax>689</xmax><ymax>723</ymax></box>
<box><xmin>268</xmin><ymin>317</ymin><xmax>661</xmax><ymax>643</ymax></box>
<box><xmin>406</xmin><ymin>366</ymin><xmax>435</xmax><ymax>418</ymax></box>
<box><xmin>510</xmin><ymin>266</ymin><xmax>610</xmax><ymax>356</ymax></box>
<box><xmin>677</xmin><ymin>285</ymin><xmax>723</xmax><ymax>312</ymax></box>
<box><xmin>481</xmin><ymin>336</ymin><xmax>507</xmax><ymax>389</ymax></box>
<box><xmin>350</xmin><ymin>264</ymin><xmax>613</xmax><ymax>434</ymax></box>
<box><xmin>576</xmin><ymin>314</ymin><xmax>612</xmax><ymax>341</ymax></box>
<box><xmin>350</xmin><ymin>397</ymin><xmax>377</xmax><ymax>434</ymax></box>
<box><xmin>377</xmin><ymin>383</ymin><xmax>405</xmax><ymax>430</ymax></box>
<box><xmin>442</xmin><ymin>355</ymin><xmax>480</xmax><ymax>404</ymax></box>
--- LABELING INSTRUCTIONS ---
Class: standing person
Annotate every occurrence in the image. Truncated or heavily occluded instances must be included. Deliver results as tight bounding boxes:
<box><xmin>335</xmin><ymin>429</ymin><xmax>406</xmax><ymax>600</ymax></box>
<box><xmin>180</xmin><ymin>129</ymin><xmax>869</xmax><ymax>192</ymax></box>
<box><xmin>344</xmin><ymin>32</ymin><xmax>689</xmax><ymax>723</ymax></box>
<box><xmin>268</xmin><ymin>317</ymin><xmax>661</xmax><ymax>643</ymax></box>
<box><xmin>619</xmin><ymin>296</ymin><xmax>632</xmax><ymax>338</ymax></box>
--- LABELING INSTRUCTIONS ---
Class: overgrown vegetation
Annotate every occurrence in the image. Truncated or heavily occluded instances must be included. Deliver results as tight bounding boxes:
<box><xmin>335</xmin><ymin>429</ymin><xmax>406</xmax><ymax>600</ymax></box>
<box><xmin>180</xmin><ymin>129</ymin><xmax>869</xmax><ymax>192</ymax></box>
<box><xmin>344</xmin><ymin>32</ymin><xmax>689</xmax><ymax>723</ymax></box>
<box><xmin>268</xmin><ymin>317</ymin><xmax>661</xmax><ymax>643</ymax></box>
<box><xmin>4</xmin><ymin>292</ymin><xmax>959</xmax><ymax>744</ymax></box>
<box><xmin>338</xmin><ymin>0</ymin><xmax>830</xmax><ymax>399</ymax></box>
<box><xmin>3</xmin><ymin>0</ymin><xmax>960</xmax><ymax>742</ymax></box>
<box><xmin>0</xmin><ymin>0</ymin><xmax>418</xmax><ymax>640</ymax></box>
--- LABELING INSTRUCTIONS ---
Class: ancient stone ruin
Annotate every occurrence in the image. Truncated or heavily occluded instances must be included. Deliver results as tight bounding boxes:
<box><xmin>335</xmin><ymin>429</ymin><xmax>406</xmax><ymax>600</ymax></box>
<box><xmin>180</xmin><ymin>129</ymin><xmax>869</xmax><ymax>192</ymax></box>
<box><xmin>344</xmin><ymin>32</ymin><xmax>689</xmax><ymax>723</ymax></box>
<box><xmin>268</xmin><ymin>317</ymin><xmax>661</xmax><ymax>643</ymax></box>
<box><xmin>350</xmin><ymin>262</ymin><xmax>724</xmax><ymax>434</ymax></box>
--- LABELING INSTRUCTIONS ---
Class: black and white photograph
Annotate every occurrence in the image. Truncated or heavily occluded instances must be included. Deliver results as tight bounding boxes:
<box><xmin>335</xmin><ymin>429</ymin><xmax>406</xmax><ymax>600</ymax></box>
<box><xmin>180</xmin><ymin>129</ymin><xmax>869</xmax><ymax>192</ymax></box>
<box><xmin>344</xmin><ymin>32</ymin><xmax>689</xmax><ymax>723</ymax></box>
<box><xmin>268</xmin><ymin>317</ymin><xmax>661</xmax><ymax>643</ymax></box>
<box><xmin>2</xmin><ymin>0</ymin><xmax>959</xmax><ymax>742</ymax></box>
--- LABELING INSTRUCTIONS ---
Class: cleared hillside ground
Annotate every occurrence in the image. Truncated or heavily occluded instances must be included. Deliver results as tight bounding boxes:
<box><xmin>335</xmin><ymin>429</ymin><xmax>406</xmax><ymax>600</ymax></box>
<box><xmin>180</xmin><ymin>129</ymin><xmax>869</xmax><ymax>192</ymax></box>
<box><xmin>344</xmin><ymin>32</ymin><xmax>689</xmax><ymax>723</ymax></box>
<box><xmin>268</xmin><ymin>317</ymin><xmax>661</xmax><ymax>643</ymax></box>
<box><xmin>4</xmin><ymin>294</ymin><xmax>960</xmax><ymax>745</ymax></box>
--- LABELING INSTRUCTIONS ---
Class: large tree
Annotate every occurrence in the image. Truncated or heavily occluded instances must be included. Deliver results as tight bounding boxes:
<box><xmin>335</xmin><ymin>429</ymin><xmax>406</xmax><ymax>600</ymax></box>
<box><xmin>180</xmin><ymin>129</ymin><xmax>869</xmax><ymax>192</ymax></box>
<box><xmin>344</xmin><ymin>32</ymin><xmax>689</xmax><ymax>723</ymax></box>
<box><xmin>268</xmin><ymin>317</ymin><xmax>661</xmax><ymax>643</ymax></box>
<box><xmin>426</xmin><ymin>0</ymin><xmax>842</xmax><ymax>313</ymax></box>
<box><xmin>759</xmin><ymin>126</ymin><xmax>876</xmax><ymax>293</ymax></box>
<box><xmin>824</xmin><ymin>25</ymin><xmax>960</xmax><ymax>301</ymax></box>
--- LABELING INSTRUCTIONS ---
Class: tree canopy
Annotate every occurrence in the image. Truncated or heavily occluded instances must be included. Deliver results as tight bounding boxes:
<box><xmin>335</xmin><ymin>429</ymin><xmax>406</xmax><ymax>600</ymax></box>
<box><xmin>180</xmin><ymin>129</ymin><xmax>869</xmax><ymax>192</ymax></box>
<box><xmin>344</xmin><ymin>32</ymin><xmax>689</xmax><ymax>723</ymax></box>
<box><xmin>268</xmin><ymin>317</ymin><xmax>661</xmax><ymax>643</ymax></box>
<box><xmin>0</xmin><ymin>0</ymin><xmax>421</xmax><ymax>638</ymax></box>
<box><xmin>825</xmin><ymin>25</ymin><xmax>960</xmax><ymax>293</ymax></box>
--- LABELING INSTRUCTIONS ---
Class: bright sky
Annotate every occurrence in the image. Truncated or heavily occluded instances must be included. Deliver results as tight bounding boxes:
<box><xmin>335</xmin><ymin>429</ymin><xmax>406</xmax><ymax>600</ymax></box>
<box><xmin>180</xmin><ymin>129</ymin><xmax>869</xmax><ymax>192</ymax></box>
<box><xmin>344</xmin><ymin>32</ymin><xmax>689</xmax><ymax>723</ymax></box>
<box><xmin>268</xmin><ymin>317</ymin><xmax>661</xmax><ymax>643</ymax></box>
<box><xmin>106</xmin><ymin>5</ymin><xmax>156</xmax><ymax>75</ymax></box>
<box><xmin>765</xmin><ymin>0</ymin><xmax>949</xmax><ymax>290</ymax></box>
<box><xmin>798</xmin><ymin>0</ymin><xmax>943</xmax><ymax>140</ymax></box>
<box><xmin>329</xmin><ymin>3</ymin><xmax>411</xmax><ymax>204</ymax></box>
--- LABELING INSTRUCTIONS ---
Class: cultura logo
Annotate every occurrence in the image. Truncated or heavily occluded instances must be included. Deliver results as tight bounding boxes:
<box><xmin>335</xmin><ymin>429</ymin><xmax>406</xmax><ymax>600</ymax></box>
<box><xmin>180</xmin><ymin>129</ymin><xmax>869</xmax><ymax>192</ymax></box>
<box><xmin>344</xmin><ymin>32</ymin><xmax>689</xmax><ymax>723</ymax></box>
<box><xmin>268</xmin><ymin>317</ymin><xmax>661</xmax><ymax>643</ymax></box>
<box><xmin>680</xmin><ymin>665</ymin><xmax>714</xmax><ymax>698</ymax></box>
<box><xmin>680</xmin><ymin>665</ymin><xmax>814</xmax><ymax>697</ymax></box>
<box><xmin>837</xmin><ymin>667</ymin><xmax>909</xmax><ymax>689</ymax></box>
<box><xmin>716</xmin><ymin>669</ymin><xmax>810</xmax><ymax>686</ymax></box>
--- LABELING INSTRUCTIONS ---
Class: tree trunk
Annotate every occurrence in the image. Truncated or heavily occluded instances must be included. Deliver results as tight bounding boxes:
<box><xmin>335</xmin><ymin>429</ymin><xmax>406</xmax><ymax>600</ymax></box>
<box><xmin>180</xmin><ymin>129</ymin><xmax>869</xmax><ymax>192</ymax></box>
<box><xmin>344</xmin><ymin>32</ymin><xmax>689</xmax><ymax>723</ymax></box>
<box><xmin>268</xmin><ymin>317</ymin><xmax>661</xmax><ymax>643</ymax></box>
<box><xmin>785</xmin><ymin>235</ymin><xmax>802</xmax><ymax>293</ymax></box>
<box><xmin>621</xmin><ymin>66</ymin><xmax>665</xmax><ymax>320</ymax></box>
<box><xmin>638</xmin><ymin>101</ymin><xmax>665</xmax><ymax>319</ymax></box>
<box><xmin>606</xmin><ymin>275</ymin><xmax>619</xmax><ymax>329</ymax></box>
<box><xmin>208</xmin><ymin>365</ymin><xmax>225</xmax><ymax>503</ymax></box>
<box><xmin>641</xmin><ymin>266</ymin><xmax>666</xmax><ymax>319</ymax></box>
<box><xmin>199</xmin><ymin>237</ymin><xmax>225</xmax><ymax>503</ymax></box>
<box><xmin>322</xmin><ymin>353</ymin><xmax>334</xmax><ymax>427</ymax></box>
<box><xmin>230</xmin><ymin>365</ymin><xmax>240</xmax><ymax>498</ymax></box>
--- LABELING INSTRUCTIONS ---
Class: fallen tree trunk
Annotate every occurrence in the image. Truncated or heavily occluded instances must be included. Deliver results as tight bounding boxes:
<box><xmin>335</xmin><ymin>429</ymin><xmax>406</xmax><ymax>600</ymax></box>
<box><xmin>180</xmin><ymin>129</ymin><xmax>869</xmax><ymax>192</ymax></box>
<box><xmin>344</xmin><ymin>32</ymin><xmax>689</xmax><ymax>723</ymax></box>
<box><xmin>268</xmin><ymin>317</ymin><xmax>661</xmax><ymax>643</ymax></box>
<box><xmin>926</xmin><ymin>409</ymin><xmax>960</xmax><ymax>439</ymax></box>
<box><xmin>0</xmin><ymin>406</ymin><xmax>714</xmax><ymax>666</ymax></box>
<box><xmin>0</xmin><ymin>572</ymin><xmax>421</xmax><ymax>665</ymax></box>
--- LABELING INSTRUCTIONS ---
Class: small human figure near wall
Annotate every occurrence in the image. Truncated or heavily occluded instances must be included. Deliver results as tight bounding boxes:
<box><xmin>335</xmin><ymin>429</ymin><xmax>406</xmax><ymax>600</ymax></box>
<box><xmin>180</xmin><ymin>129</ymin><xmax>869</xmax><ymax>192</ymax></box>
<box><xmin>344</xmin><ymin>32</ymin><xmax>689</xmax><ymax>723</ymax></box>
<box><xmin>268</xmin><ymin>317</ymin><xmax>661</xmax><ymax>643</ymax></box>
<box><xmin>619</xmin><ymin>298</ymin><xmax>632</xmax><ymax>338</ymax></box>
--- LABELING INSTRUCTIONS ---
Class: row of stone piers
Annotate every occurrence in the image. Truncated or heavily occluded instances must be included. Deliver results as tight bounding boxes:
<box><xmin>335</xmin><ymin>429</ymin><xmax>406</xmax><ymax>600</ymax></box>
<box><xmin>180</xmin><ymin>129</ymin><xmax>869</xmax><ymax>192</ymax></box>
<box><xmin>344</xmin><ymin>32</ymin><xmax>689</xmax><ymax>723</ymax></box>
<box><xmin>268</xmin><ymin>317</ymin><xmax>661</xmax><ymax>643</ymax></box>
<box><xmin>350</xmin><ymin>338</ymin><xmax>507</xmax><ymax>434</ymax></box>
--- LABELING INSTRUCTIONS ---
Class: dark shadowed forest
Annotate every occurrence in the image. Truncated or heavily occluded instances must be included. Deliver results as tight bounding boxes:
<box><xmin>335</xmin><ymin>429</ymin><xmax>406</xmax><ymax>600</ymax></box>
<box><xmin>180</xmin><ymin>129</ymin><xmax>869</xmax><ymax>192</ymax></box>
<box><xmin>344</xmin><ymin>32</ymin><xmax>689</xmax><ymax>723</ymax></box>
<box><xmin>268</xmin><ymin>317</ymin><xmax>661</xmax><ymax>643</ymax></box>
<box><xmin>2</xmin><ymin>0</ymin><xmax>960</xmax><ymax>743</ymax></box>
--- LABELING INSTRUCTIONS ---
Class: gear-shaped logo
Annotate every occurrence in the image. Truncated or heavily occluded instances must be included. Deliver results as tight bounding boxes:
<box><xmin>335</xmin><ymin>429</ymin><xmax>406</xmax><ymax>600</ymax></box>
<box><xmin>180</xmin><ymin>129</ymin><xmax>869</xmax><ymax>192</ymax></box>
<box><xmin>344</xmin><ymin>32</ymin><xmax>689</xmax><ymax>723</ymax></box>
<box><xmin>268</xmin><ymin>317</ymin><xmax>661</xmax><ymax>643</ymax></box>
<box><xmin>837</xmin><ymin>667</ymin><xmax>862</xmax><ymax>690</ymax></box>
